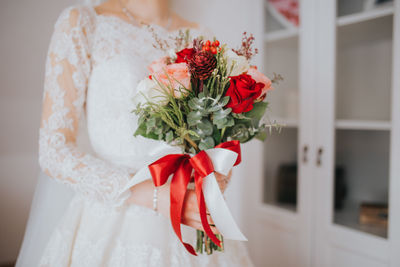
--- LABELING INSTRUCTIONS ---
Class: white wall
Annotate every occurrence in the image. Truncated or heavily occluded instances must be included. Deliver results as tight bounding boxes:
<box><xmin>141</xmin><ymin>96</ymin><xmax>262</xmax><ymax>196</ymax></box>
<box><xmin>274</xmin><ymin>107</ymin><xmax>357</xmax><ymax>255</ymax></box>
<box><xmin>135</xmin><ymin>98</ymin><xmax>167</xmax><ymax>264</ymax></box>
<box><xmin>0</xmin><ymin>0</ymin><xmax>260</xmax><ymax>264</ymax></box>
<box><xmin>0</xmin><ymin>0</ymin><xmax>73</xmax><ymax>263</ymax></box>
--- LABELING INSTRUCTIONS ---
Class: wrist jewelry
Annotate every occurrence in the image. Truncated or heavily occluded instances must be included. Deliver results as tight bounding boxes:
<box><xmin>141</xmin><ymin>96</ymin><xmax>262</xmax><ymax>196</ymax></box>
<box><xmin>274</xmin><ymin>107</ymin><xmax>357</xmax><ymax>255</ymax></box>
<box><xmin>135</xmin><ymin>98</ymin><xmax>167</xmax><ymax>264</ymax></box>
<box><xmin>153</xmin><ymin>187</ymin><xmax>159</xmax><ymax>212</ymax></box>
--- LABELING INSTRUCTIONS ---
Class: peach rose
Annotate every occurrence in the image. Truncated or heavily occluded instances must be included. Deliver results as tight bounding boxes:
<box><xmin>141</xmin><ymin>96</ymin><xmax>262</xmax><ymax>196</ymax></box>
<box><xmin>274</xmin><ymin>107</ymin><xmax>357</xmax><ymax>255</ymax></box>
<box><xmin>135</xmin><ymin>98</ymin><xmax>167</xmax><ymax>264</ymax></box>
<box><xmin>247</xmin><ymin>66</ymin><xmax>273</xmax><ymax>100</ymax></box>
<box><xmin>148</xmin><ymin>58</ymin><xmax>191</xmax><ymax>98</ymax></box>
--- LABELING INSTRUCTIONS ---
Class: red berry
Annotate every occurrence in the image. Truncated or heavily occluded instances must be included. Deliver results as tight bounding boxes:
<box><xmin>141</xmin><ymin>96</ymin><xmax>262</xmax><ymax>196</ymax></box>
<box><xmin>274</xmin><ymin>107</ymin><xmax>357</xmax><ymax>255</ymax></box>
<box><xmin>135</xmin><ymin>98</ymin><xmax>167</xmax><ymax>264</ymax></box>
<box><xmin>204</xmin><ymin>45</ymin><xmax>211</xmax><ymax>52</ymax></box>
<box><xmin>205</xmin><ymin>40</ymin><xmax>211</xmax><ymax>47</ymax></box>
<box><xmin>210</xmin><ymin>46</ymin><xmax>217</xmax><ymax>54</ymax></box>
<box><xmin>213</xmin><ymin>40</ymin><xmax>220</xmax><ymax>47</ymax></box>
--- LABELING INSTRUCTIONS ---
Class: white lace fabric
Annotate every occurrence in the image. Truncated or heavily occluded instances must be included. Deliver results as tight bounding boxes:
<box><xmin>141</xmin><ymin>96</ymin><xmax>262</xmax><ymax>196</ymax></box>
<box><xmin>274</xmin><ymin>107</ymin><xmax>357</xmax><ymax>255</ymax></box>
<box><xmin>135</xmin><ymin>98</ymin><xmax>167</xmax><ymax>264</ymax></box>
<box><xmin>39</xmin><ymin>6</ymin><xmax>137</xmax><ymax>205</ymax></box>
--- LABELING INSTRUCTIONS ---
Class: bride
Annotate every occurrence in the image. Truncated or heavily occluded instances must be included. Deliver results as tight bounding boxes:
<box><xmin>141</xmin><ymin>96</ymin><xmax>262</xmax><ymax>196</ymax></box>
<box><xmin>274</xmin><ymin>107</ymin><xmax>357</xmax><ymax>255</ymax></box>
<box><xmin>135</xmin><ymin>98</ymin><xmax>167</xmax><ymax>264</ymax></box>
<box><xmin>16</xmin><ymin>0</ymin><xmax>253</xmax><ymax>266</ymax></box>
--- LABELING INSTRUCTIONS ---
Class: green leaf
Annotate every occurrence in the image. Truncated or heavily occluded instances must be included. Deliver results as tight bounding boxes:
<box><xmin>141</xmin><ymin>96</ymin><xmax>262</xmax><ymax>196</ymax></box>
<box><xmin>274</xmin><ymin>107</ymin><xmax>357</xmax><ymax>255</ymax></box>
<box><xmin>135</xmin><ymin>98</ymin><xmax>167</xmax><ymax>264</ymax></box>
<box><xmin>199</xmin><ymin>137</ymin><xmax>215</xmax><ymax>150</ymax></box>
<box><xmin>166</xmin><ymin>131</ymin><xmax>174</xmax><ymax>143</ymax></box>
<box><xmin>147</xmin><ymin>117</ymin><xmax>157</xmax><ymax>128</ymax></box>
<box><xmin>213</xmin><ymin>108</ymin><xmax>231</xmax><ymax>121</ymax></box>
<box><xmin>188</xmin><ymin>98</ymin><xmax>200</xmax><ymax>110</ymax></box>
<box><xmin>212</xmin><ymin>126</ymin><xmax>222</xmax><ymax>144</ymax></box>
<box><xmin>207</xmin><ymin>104</ymin><xmax>222</xmax><ymax>113</ymax></box>
<box><xmin>134</xmin><ymin>121</ymin><xmax>160</xmax><ymax>140</ymax></box>
<box><xmin>245</xmin><ymin>102</ymin><xmax>268</xmax><ymax>121</ymax></box>
<box><xmin>225</xmin><ymin>117</ymin><xmax>235</xmax><ymax>127</ymax></box>
<box><xmin>197</xmin><ymin>119</ymin><xmax>214</xmax><ymax>136</ymax></box>
<box><xmin>187</xmin><ymin>111</ymin><xmax>203</xmax><ymax>126</ymax></box>
<box><xmin>221</xmin><ymin>96</ymin><xmax>230</xmax><ymax>106</ymax></box>
<box><xmin>255</xmin><ymin>130</ymin><xmax>267</xmax><ymax>141</ymax></box>
<box><xmin>232</xmin><ymin>113</ymin><xmax>251</xmax><ymax>120</ymax></box>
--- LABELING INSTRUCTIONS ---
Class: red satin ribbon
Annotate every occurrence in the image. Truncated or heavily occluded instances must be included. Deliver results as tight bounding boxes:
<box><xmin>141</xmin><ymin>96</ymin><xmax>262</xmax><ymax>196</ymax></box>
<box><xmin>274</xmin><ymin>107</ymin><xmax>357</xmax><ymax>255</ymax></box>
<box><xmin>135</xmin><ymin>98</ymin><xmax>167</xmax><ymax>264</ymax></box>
<box><xmin>148</xmin><ymin>140</ymin><xmax>241</xmax><ymax>256</ymax></box>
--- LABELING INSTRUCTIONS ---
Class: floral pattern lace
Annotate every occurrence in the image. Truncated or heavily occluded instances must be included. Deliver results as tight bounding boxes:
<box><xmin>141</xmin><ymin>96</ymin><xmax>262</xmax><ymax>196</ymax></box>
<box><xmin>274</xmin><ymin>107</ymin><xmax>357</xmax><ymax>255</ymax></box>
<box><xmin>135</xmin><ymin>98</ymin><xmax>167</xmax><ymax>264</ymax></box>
<box><xmin>38</xmin><ymin>5</ymin><xmax>140</xmax><ymax>205</ymax></box>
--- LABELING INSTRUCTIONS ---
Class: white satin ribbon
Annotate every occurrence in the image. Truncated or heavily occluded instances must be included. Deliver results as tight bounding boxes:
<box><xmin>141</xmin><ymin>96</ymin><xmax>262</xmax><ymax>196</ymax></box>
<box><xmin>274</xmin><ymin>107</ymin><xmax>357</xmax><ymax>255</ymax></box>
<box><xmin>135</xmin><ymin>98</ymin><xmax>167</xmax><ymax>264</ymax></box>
<box><xmin>120</xmin><ymin>147</ymin><xmax>247</xmax><ymax>241</ymax></box>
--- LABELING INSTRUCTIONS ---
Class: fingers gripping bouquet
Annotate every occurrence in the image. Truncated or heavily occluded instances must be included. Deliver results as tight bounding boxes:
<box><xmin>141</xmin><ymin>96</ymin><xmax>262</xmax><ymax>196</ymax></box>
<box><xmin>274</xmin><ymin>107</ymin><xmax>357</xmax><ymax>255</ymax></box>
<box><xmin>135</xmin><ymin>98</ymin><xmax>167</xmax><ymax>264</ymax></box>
<box><xmin>133</xmin><ymin>31</ymin><xmax>279</xmax><ymax>255</ymax></box>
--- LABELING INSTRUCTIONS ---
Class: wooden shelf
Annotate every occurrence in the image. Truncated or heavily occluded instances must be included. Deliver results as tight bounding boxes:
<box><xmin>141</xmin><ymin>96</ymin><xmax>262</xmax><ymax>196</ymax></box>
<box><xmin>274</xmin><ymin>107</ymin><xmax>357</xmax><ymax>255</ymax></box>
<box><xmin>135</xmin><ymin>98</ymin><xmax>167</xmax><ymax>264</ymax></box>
<box><xmin>264</xmin><ymin>28</ymin><xmax>298</xmax><ymax>43</ymax></box>
<box><xmin>335</xmin><ymin>120</ymin><xmax>391</xmax><ymax>131</ymax></box>
<box><xmin>337</xmin><ymin>6</ymin><xmax>393</xmax><ymax>27</ymax></box>
<box><xmin>334</xmin><ymin>202</ymin><xmax>387</xmax><ymax>239</ymax></box>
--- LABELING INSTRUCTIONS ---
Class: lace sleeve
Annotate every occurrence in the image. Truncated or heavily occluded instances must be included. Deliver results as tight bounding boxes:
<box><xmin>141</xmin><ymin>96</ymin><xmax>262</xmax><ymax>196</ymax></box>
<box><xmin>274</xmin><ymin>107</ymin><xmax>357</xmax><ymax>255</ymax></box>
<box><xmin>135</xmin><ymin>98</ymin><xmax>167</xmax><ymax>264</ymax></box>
<box><xmin>39</xmin><ymin>6</ymin><xmax>134</xmax><ymax>206</ymax></box>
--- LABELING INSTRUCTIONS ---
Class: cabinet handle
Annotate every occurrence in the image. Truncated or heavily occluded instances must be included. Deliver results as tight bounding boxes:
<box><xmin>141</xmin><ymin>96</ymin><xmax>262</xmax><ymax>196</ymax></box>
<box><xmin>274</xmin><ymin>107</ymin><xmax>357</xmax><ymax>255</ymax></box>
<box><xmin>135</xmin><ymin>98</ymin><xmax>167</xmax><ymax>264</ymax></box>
<box><xmin>316</xmin><ymin>147</ymin><xmax>323</xmax><ymax>166</ymax></box>
<box><xmin>302</xmin><ymin>145</ymin><xmax>309</xmax><ymax>163</ymax></box>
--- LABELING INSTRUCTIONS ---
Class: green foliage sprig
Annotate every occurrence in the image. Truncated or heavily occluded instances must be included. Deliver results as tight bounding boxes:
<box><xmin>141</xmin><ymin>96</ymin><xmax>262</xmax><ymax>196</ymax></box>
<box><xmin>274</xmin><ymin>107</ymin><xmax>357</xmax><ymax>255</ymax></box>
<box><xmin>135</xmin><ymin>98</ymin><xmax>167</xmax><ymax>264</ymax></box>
<box><xmin>133</xmin><ymin>41</ymin><xmax>279</xmax><ymax>153</ymax></box>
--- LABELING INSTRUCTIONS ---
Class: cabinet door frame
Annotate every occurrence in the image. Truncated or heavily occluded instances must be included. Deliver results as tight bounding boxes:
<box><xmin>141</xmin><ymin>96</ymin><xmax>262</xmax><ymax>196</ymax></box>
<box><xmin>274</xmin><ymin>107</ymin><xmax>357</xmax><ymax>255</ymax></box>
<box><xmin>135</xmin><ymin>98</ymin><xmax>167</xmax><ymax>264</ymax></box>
<box><xmin>313</xmin><ymin>0</ymin><xmax>400</xmax><ymax>266</ymax></box>
<box><xmin>245</xmin><ymin>0</ymin><xmax>318</xmax><ymax>266</ymax></box>
<box><xmin>389</xmin><ymin>1</ymin><xmax>400</xmax><ymax>266</ymax></box>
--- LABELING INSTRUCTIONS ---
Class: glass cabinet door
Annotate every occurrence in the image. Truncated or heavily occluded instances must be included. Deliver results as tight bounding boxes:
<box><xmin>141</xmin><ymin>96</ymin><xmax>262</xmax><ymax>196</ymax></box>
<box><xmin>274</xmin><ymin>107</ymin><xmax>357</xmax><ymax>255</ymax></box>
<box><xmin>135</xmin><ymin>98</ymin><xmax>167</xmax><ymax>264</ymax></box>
<box><xmin>333</xmin><ymin>0</ymin><xmax>394</xmax><ymax>238</ymax></box>
<box><xmin>263</xmin><ymin>0</ymin><xmax>300</xmax><ymax>212</ymax></box>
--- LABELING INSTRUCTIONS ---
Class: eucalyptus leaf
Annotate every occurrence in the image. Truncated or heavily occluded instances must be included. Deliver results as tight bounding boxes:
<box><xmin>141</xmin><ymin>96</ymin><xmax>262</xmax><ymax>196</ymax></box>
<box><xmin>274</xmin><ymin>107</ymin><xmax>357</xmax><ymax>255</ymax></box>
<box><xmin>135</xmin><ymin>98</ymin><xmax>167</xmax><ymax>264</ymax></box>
<box><xmin>221</xmin><ymin>96</ymin><xmax>230</xmax><ymax>106</ymax></box>
<box><xmin>197</xmin><ymin>119</ymin><xmax>214</xmax><ymax>136</ymax></box>
<box><xmin>199</xmin><ymin>136</ymin><xmax>215</xmax><ymax>150</ymax></box>
<box><xmin>187</xmin><ymin>111</ymin><xmax>203</xmax><ymax>126</ymax></box>
<box><xmin>188</xmin><ymin>98</ymin><xmax>203</xmax><ymax>110</ymax></box>
<box><xmin>213</xmin><ymin>108</ymin><xmax>231</xmax><ymax>121</ymax></box>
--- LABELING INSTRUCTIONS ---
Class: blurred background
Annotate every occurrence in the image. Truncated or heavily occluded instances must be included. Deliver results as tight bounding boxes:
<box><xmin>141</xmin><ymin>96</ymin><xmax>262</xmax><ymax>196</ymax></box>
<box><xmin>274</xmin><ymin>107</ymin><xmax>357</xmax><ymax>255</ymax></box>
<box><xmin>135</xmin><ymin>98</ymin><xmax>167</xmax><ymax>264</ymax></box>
<box><xmin>1</xmin><ymin>0</ymin><xmax>399</xmax><ymax>267</ymax></box>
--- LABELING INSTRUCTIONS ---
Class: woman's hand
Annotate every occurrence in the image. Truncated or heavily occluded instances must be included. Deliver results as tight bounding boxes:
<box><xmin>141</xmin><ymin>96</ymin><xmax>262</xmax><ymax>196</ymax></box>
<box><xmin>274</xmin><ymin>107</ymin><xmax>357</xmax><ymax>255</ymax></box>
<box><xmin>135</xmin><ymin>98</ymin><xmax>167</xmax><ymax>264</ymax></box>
<box><xmin>214</xmin><ymin>170</ymin><xmax>232</xmax><ymax>193</ymax></box>
<box><xmin>126</xmin><ymin>180</ymin><xmax>218</xmax><ymax>233</ymax></box>
<box><xmin>181</xmin><ymin>189</ymin><xmax>218</xmax><ymax>233</ymax></box>
<box><xmin>127</xmin><ymin>169</ymin><xmax>233</xmax><ymax>232</ymax></box>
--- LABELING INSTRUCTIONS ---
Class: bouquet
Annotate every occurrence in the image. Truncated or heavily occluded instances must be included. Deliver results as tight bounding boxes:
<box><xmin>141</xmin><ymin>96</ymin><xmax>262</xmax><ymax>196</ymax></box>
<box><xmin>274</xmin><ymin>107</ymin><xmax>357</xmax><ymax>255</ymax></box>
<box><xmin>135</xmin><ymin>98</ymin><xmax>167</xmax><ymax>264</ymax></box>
<box><xmin>132</xmin><ymin>30</ymin><xmax>281</xmax><ymax>255</ymax></box>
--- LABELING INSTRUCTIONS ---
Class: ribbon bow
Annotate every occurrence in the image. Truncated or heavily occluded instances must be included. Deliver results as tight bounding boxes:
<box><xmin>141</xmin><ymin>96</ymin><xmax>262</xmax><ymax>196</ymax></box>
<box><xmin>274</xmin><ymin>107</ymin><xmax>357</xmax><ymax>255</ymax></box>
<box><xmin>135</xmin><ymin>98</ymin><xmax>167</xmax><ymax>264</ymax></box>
<box><xmin>148</xmin><ymin>140</ymin><xmax>244</xmax><ymax>255</ymax></box>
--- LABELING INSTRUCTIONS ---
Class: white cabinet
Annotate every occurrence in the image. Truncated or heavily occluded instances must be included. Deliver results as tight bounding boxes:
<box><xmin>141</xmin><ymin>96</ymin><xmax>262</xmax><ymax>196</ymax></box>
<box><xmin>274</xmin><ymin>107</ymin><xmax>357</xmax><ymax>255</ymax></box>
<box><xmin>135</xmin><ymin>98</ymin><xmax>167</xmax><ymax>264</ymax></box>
<box><xmin>245</xmin><ymin>1</ymin><xmax>400</xmax><ymax>266</ymax></box>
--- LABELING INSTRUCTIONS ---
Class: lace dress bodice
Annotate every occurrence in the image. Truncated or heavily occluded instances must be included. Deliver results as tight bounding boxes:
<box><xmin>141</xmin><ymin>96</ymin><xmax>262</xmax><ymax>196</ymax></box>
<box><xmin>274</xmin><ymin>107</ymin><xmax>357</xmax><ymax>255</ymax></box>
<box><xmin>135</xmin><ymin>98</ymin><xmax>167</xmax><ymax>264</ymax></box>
<box><xmin>39</xmin><ymin>5</ymin><xmax>204</xmax><ymax>205</ymax></box>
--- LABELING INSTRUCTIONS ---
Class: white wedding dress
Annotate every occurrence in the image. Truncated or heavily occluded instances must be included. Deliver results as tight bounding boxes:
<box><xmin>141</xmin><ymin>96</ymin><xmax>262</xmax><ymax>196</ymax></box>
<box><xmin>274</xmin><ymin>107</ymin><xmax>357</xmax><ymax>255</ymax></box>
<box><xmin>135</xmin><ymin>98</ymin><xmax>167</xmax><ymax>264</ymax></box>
<box><xmin>16</xmin><ymin>4</ymin><xmax>253</xmax><ymax>267</ymax></box>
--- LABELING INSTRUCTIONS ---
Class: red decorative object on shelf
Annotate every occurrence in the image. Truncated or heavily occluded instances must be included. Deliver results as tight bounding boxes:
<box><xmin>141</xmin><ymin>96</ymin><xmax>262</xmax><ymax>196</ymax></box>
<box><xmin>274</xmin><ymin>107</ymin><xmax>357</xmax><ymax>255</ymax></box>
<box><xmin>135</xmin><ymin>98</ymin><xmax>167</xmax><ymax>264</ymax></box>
<box><xmin>268</xmin><ymin>0</ymin><xmax>300</xmax><ymax>27</ymax></box>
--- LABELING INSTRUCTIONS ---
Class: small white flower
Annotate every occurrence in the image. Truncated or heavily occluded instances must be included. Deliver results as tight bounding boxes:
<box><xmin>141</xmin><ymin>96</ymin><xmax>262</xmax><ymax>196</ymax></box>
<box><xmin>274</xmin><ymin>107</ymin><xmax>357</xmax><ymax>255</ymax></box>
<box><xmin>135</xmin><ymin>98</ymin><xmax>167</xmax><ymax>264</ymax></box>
<box><xmin>224</xmin><ymin>49</ymin><xmax>250</xmax><ymax>76</ymax></box>
<box><xmin>132</xmin><ymin>78</ymin><xmax>169</xmax><ymax>106</ymax></box>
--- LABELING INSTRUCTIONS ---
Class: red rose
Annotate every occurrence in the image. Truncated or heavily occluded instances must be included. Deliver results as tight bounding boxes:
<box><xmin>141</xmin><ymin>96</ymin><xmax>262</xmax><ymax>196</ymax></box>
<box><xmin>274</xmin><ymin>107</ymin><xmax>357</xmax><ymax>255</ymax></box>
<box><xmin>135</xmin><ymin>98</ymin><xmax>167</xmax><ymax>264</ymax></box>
<box><xmin>225</xmin><ymin>74</ymin><xmax>264</xmax><ymax>113</ymax></box>
<box><xmin>175</xmin><ymin>48</ymin><xmax>195</xmax><ymax>63</ymax></box>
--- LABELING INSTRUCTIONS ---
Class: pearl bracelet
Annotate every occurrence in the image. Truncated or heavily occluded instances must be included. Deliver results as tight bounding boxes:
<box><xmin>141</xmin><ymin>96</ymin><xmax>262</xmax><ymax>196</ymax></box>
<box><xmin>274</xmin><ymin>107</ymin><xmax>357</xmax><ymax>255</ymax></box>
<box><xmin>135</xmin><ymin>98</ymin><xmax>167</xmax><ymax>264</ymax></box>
<box><xmin>153</xmin><ymin>187</ymin><xmax>158</xmax><ymax>212</ymax></box>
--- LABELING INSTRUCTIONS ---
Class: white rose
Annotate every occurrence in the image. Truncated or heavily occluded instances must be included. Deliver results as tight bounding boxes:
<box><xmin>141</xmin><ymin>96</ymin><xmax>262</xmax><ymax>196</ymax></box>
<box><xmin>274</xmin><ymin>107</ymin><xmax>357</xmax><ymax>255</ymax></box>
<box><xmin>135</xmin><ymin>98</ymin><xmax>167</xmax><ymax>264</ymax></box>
<box><xmin>224</xmin><ymin>49</ymin><xmax>250</xmax><ymax>76</ymax></box>
<box><xmin>132</xmin><ymin>78</ymin><xmax>169</xmax><ymax>106</ymax></box>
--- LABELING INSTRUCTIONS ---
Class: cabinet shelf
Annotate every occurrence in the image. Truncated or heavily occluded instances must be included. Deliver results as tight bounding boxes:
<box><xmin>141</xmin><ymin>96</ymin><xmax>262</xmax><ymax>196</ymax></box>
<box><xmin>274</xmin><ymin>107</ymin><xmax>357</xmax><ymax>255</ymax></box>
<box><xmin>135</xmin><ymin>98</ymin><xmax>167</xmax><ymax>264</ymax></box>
<box><xmin>264</xmin><ymin>29</ymin><xmax>298</xmax><ymax>43</ymax></box>
<box><xmin>335</xmin><ymin>120</ymin><xmax>391</xmax><ymax>131</ymax></box>
<box><xmin>335</xmin><ymin>202</ymin><xmax>387</xmax><ymax>238</ymax></box>
<box><xmin>337</xmin><ymin>6</ymin><xmax>393</xmax><ymax>27</ymax></box>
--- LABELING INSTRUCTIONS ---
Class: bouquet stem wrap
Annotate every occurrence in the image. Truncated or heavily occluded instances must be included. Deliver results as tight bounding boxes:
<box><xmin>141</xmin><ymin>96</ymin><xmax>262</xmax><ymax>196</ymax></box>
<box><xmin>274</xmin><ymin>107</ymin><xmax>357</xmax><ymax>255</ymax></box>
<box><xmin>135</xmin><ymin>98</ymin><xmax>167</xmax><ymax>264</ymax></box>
<box><xmin>122</xmin><ymin>140</ymin><xmax>247</xmax><ymax>256</ymax></box>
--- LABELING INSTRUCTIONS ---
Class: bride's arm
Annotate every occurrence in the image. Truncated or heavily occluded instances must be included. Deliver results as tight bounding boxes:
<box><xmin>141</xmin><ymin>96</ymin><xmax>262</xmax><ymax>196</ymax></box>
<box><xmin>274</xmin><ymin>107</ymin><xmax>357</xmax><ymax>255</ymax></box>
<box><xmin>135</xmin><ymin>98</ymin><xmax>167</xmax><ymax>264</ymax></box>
<box><xmin>39</xmin><ymin>6</ymin><xmax>138</xmax><ymax>205</ymax></box>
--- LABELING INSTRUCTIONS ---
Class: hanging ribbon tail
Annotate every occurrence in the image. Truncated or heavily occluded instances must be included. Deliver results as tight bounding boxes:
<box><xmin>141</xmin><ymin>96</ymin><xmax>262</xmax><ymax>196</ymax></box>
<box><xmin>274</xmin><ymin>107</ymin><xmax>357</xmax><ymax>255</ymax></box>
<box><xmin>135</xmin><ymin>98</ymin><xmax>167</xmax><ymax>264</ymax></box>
<box><xmin>169</xmin><ymin>158</ymin><xmax>197</xmax><ymax>256</ymax></box>
<box><xmin>194</xmin><ymin>172</ymin><xmax>222</xmax><ymax>247</ymax></box>
<box><xmin>148</xmin><ymin>154</ymin><xmax>197</xmax><ymax>255</ymax></box>
<box><xmin>202</xmin><ymin>172</ymin><xmax>247</xmax><ymax>241</ymax></box>
<box><xmin>190</xmin><ymin>151</ymin><xmax>222</xmax><ymax>247</ymax></box>
<box><xmin>203</xmin><ymin>145</ymin><xmax>248</xmax><ymax>241</ymax></box>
